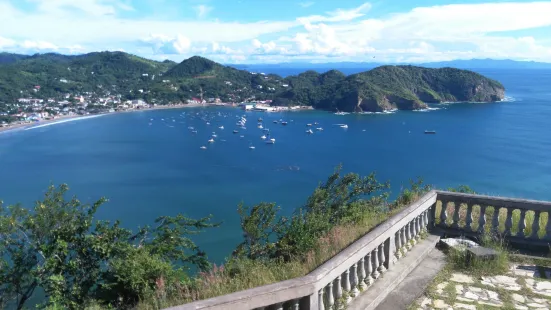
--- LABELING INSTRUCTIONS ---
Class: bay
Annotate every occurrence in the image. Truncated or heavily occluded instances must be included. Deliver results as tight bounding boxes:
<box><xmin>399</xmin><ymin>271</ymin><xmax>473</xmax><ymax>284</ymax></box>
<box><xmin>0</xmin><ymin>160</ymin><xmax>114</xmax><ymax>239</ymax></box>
<box><xmin>0</xmin><ymin>68</ymin><xmax>550</xmax><ymax>263</ymax></box>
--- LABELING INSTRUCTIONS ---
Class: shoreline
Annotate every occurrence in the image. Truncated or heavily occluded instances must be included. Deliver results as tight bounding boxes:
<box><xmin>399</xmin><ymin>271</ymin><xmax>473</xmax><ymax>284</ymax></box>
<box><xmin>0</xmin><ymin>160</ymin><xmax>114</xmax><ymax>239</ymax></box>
<box><xmin>0</xmin><ymin>103</ymin><xmax>317</xmax><ymax>135</ymax></box>
<box><xmin>0</xmin><ymin>103</ymin><xmax>210</xmax><ymax>134</ymax></box>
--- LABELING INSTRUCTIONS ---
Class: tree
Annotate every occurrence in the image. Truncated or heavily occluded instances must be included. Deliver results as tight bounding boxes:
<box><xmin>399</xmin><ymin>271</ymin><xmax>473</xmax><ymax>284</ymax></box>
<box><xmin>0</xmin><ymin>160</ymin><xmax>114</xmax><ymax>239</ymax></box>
<box><xmin>234</xmin><ymin>165</ymin><xmax>391</xmax><ymax>262</ymax></box>
<box><xmin>0</xmin><ymin>184</ymin><xmax>218</xmax><ymax>309</ymax></box>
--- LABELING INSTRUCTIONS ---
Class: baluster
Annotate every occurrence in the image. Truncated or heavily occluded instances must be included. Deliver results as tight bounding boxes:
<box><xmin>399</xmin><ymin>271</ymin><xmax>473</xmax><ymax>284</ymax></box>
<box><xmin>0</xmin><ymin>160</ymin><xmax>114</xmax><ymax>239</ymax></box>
<box><xmin>327</xmin><ymin>281</ymin><xmax>335</xmax><ymax>309</ymax></box>
<box><xmin>291</xmin><ymin>299</ymin><xmax>300</xmax><ymax>310</ymax></box>
<box><xmin>478</xmin><ymin>205</ymin><xmax>487</xmax><ymax>233</ymax></box>
<box><xmin>423</xmin><ymin>209</ymin><xmax>429</xmax><ymax>230</ymax></box>
<box><xmin>274</xmin><ymin>303</ymin><xmax>283</xmax><ymax>310</ymax></box>
<box><xmin>406</xmin><ymin>222</ymin><xmax>413</xmax><ymax>250</ymax></box>
<box><xmin>440</xmin><ymin>200</ymin><xmax>448</xmax><ymax>225</ymax></box>
<box><xmin>395</xmin><ymin>230</ymin><xmax>402</xmax><ymax>259</ymax></box>
<box><xmin>335</xmin><ymin>275</ymin><xmax>343</xmax><ymax>304</ymax></box>
<box><xmin>545</xmin><ymin>212</ymin><xmax>551</xmax><ymax>240</ymax></box>
<box><xmin>410</xmin><ymin>218</ymin><xmax>418</xmax><ymax>245</ymax></box>
<box><xmin>378</xmin><ymin>243</ymin><xmax>386</xmax><ymax>273</ymax></box>
<box><xmin>358</xmin><ymin>257</ymin><xmax>367</xmax><ymax>290</ymax></box>
<box><xmin>319</xmin><ymin>288</ymin><xmax>325</xmax><ymax>310</ymax></box>
<box><xmin>429</xmin><ymin>203</ymin><xmax>437</xmax><ymax>228</ymax></box>
<box><xmin>425</xmin><ymin>209</ymin><xmax>431</xmax><ymax>229</ymax></box>
<box><xmin>415</xmin><ymin>215</ymin><xmax>422</xmax><ymax>240</ymax></box>
<box><xmin>365</xmin><ymin>253</ymin><xmax>374</xmax><ymax>286</ymax></box>
<box><xmin>343</xmin><ymin>269</ymin><xmax>352</xmax><ymax>303</ymax></box>
<box><xmin>465</xmin><ymin>204</ymin><xmax>473</xmax><ymax>231</ymax></box>
<box><xmin>400</xmin><ymin>226</ymin><xmax>408</xmax><ymax>254</ymax></box>
<box><xmin>504</xmin><ymin>208</ymin><xmax>513</xmax><ymax>236</ymax></box>
<box><xmin>531</xmin><ymin>210</ymin><xmax>541</xmax><ymax>239</ymax></box>
<box><xmin>517</xmin><ymin>209</ymin><xmax>527</xmax><ymax>238</ymax></box>
<box><xmin>371</xmin><ymin>248</ymin><xmax>380</xmax><ymax>280</ymax></box>
<box><xmin>452</xmin><ymin>202</ymin><xmax>461</xmax><ymax>229</ymax></box>
<box><xmin>350</xmin><ymin>263</ymin><xmax>359</xmax><ymax>297</ymax></box>
<box><xmin>491</xmin><ymin>206</ymin><xmax>500</xmax><ymax>233</ymax></box>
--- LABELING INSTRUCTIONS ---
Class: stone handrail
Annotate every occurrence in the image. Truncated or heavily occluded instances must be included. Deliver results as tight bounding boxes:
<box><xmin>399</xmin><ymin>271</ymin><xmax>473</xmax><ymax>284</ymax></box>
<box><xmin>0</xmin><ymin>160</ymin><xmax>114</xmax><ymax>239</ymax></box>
<box><xmin>166</xmin><ymin>190</ymin><xmax>438</xmax><ymax>310</ymax></box>
<box><xmin>434</xmin><ymin>191</ymin><xmax>551</xmax><ymax>244</ymax></box>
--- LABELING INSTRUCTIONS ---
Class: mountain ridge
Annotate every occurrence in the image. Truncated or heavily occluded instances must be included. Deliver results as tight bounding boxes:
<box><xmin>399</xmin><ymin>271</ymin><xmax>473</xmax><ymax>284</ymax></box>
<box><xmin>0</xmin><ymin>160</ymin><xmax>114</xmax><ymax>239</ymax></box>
<box><xmin>0</xmin><ymin>52</ymin><xmax>505</xmax><ymax>112</ymax></box>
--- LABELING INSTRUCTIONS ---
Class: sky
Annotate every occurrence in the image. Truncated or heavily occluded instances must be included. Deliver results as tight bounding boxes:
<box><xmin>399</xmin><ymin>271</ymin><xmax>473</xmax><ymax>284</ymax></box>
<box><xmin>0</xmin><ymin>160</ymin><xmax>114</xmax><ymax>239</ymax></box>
<box><xmin>1</xmin><ymin>0</ymin><xmax>551</xmax><ymax>63</ymax></box>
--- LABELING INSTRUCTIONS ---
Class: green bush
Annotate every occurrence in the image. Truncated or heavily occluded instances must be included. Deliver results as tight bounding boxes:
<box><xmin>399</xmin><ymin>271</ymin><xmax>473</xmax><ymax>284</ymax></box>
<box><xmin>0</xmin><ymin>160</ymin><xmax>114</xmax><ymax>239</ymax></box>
<box><xmin>0</xmin><ymin>184</ymin><xmax>218</xmax><ymax>310</ymax></box>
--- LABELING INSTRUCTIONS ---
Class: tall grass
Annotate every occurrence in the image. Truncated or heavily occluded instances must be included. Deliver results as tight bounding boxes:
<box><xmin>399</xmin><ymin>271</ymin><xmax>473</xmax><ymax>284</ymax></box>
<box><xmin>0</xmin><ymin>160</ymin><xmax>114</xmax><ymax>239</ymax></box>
<box><xmin>133</xmin><ymin>192</ymin><xmax>424</xmax><ymax>310</ymax></box>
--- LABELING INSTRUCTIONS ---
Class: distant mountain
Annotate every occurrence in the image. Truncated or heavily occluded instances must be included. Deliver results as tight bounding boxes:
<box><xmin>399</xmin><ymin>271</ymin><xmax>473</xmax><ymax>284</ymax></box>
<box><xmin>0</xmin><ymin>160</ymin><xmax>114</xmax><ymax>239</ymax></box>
<box><xmin>273</xmin><ymin>65</ymin><xmax>504</xmax><ymax>112</ymax></box>
<box><xmin>232</xmin><ymin>59</ymin><xmax>551</xmax><ymax>72</ymax></box>
<box><xmin>420</xmin><ymin>59</ymin><xmax>551</xmax><ymax>69</ymax></box>
<box><xmin>0</xmin><ymin>52</ymin><xmax>505</xmax><ymax>112</ymax></box>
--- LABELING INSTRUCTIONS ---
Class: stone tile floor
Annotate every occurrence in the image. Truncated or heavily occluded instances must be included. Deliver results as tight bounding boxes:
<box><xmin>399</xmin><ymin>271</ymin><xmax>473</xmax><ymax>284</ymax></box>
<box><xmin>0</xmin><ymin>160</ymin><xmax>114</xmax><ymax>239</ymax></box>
<box><xmin>414</xmin><ymin>263</ymin><xmax>551</xmax><ymax>309</ymax></box>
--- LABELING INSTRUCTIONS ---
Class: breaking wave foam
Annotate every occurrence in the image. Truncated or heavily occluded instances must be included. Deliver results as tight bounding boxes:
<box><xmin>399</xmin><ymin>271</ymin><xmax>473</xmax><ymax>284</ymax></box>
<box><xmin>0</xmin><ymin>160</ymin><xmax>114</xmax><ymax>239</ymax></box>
<box><xmin>25</xmin><ymin>115</ymin><xmax>105</xmax><ymax>131</ymax></box>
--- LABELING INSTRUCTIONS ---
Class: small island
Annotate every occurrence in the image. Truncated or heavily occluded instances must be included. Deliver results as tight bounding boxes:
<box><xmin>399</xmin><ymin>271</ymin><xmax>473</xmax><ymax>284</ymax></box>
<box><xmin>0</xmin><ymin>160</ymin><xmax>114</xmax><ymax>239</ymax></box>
<box><xmin>0</xmin><ymin>52</ymin><xmax>506</xmax><ymax>126</ymax></box>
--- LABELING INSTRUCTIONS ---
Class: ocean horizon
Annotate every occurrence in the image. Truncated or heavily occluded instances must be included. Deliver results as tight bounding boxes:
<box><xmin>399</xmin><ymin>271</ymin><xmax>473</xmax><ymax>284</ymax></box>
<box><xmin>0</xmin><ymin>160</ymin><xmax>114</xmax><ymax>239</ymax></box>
<box><xmin>1</xmin><ymin>68</ymin><xmax>550</xmax><ymax>264</ymax></box>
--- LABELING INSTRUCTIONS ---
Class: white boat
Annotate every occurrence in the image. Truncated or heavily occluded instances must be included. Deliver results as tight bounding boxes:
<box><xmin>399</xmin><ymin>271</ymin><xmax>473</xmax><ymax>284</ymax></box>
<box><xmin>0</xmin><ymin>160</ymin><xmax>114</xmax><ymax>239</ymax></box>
<box><xmin>314</xmin><ymin>122</ymin><xmax>319</xmax><ymax>125</ymax></box>
<box><xmin>200</xmin><ymin>146</ymin><xmax>207</xmax><ymax>150</ymax></box>
<box><xmin>261</xmin><ymin>135</ymin><xmax>267</xmax><ymax>139</ymax></box>
<box><xmin>206</xmin><ymin>122</ymin><xmax>210</xmax><ymax>125</ymax></box>
<box><xmin>273</xmin><ymin>120</ymin><xmax>278</xmax><ymax>124</ymax></box>
<box><xmin>212</xmin><ymin>134</ymin><xmax>217</xmax><ymax>138</ymax></box>
<box><xmin>249</xmin><ymin>146</ymin><xmax>256</xmax><ymax>150</ymax></box>
<box><xmin>233</xmin><ymin>130</ymin><xmax>239</xmax><ymax>133</ymax></box>
<box><xmin>334</xmin><ymin>112</ymin><xmax>349</xmax><ymax>115</ymax></box>
<box><xmin>258</xmin><ymin>125</ymin><xmax>263</xmax><ymax>129</ymax></box>
<box><xmin>306</xmin><ymin>129</ymin><xmax>313</xmax><ymax>134</ymax></box>
<box><xmin>316</xmin><ymin>127</ymin><xmax>323</xmax><ymax>131</ymax></box>
<box><xmin>208</xmin><ymin>138</ymin><xmax>215</xmax><ymax>143</ymax></box>
<box><xmin>340</xmin><ymin>124</ymin><xmax>348</xmax><ymax>129</ymax></box>
<box><xmin>270</xmin><ymin>138</ymin><xmax>276</xmax><ymax>142</ymax></box>
<box><xmin>306</xmin><ymin>123</ymin><xmax>312</xmax><ymax>126</ymax></box>
<box><xmin>191</xmin><ymin>130</ymin><xmax>198</xmax><ymax>134</ymax></box>
<box><xmin>240</xmin><ymin>135</ymin><xmax>245</xmax><ymax>138</ymax></box>
<box><xmin>219</xmin><ymin>126</ymin><xmax>224</xmax><ymax>129</ymax></box>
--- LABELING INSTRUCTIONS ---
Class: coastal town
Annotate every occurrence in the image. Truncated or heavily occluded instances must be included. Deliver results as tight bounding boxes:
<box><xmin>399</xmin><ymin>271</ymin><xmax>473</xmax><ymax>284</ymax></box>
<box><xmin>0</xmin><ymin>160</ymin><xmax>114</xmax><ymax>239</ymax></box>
<box><xmin>0</xmin><ymin>88</ymin><xmax>312</xmax><ymax>132</ymax></box>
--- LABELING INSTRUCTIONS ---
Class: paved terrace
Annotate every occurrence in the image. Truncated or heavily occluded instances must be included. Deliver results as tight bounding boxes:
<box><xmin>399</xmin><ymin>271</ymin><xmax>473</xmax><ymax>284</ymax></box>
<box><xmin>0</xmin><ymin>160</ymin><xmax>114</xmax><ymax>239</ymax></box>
<box><xmin>166</xmin><ymin>191</ymin><xmax>551</xmax><ymax>310</ymax></box>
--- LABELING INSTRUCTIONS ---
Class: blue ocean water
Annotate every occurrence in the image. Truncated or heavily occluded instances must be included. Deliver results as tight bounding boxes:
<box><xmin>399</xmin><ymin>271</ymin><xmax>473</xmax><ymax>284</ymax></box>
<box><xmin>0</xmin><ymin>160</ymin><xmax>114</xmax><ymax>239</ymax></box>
<box><xmin>1</xmin><ymin>68</ymin><xmax>550</xmax><ymax>263</ymax></box>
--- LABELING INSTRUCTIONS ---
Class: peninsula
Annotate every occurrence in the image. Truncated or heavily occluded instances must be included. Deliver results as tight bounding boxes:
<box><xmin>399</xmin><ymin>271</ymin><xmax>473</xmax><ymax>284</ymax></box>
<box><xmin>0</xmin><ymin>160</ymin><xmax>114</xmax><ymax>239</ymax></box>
<box><xmin>0</xmin><ymin>52</ymin><xmax>505</xmax><ymax>125</ymax></box>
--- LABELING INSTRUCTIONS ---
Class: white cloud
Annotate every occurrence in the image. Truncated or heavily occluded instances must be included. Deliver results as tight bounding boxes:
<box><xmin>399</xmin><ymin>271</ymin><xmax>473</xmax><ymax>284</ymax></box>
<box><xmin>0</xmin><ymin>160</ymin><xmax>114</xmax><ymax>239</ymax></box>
<box><xmin>194</xmin><ymin>5</ymin><xmax>213</xmax><ymax>19</ymax></box>
<box><xmin>299</xmin><ymin>2</ymin><xmax>315</xmax><ymax>8</ymax></box>
<box><xmin>0</xmin><ymin>0</ymin><xmax>295</xmax><ymax>46</ymax></box>
<box><xmin>0</xmin><ymin>36</ymin><xmax>16</xmax><ymax>49</ymax></box>
<box><xmin>298</xmin><ymin>2</ymin><xmax>371</xmax><ymax>24</ymax></box>
<box><xmin>2</xmin><ymin>1</ymin><xmax>551</xmax><ymax>63</ymax></box>
<box><xmin>20</xmin><ymin>40</ymin><xmax>58</xmax><ymax>50</ymax></box>
<box><xmin>141</xmin><ymin>34</ymin><xmax>192</xmax><ymax>54</ymax></box>
<box><xmin>28</xmin><ymin>0</ymin><xmax>122</xmax><ymax>17</ymax></box>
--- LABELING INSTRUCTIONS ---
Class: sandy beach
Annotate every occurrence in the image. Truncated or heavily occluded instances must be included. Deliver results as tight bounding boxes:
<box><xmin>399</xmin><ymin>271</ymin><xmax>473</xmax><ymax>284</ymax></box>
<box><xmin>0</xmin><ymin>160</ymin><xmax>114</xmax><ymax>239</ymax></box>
<box><xmin>0</xmin><ymin>103</ymin><xmax>212</xmax><ymax>134</ymax></box>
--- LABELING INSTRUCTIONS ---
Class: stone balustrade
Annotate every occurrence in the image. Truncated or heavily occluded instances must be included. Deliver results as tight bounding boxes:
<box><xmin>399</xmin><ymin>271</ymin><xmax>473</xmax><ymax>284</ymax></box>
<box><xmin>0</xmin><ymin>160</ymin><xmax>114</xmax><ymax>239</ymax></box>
<box><xmin>434</xmin><ymin>191</ymin><xmax>551</xmax><ymax>246</ymax></box>
<box><xmin>166</xmin><ymin>190</ymin><xmax>551</xmax><ymax>310</ymax></box>
<box><xmin>167</xmin><ymin>191</ymin><xmax>438</xmax><ymax>310</ymax></box>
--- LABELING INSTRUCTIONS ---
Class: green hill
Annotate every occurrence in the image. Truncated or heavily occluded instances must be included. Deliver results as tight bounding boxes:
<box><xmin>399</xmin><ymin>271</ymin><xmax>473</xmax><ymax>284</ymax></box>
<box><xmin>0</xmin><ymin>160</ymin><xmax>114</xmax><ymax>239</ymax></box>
<box><xmin>0</xmin><ymin>52</ymin><xmax>29</xmax><ymax>64</ymax></box>
<box><xmin>274</xmin><ymin>65</ymin><xmax>505</xmax><ymax>112</ymax></box>
<box><xmin>0</xmin><ymin>51</ymin><xmax>177</xmax><ymax>103</ymax></box>
<box><xmin>0</xmin><ymin>53</ymin><xmax>505</xmax><ymax>111</ymax></box>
